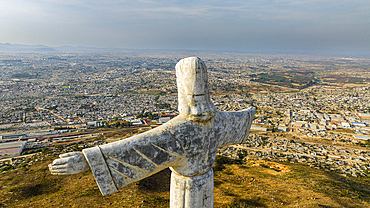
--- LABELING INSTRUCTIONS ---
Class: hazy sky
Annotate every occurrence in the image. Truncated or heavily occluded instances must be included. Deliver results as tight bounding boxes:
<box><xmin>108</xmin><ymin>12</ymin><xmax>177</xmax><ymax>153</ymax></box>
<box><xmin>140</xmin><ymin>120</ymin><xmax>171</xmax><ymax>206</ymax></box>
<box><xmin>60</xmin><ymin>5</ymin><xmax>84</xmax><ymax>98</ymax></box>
<box><xmin>1</xmin><ymin>0</ymin><xmax>369</xmax><ymax>52</ymax></box>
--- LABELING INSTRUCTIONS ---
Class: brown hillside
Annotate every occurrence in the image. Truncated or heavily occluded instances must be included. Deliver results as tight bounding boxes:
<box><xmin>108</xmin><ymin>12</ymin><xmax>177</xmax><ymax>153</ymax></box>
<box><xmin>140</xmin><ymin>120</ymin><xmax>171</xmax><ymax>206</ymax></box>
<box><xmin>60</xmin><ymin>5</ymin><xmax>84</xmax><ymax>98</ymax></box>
<box><xmin>1</xmin><ymin>154</ymin><xmax>370</xmax><ymax>207</ymax></box>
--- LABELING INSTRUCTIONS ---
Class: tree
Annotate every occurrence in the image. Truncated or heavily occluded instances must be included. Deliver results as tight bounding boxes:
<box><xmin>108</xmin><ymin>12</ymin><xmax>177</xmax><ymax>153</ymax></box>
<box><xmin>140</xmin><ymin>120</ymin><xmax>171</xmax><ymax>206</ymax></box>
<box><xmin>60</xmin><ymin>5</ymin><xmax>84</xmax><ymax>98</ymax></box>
<box><xmin>148</xmin><ymin>113</ymin><xmax>154</xmax><ymax>120</ymax></box>
<box><xmin>121</xmin><ymin>121</ymin><xmax>131</xmax><ymax>127</ymax></box>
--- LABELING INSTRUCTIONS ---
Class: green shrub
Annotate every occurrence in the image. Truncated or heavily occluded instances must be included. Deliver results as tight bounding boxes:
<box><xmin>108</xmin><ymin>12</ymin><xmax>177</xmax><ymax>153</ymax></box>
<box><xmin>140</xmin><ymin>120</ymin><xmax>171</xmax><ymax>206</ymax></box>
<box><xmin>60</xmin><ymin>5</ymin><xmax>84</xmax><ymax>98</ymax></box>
<box><xmin>0</xmin><ymin>165</ymin><xmax>13</xmax><ymax>172</ymax></box>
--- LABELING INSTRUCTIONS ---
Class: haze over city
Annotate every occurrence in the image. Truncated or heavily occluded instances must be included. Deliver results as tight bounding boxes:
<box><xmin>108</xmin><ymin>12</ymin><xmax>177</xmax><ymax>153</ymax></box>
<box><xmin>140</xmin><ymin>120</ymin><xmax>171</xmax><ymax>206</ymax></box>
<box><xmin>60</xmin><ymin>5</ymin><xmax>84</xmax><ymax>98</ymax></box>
<box><xmin>1</xmin><ymin>0</ymin><xmax>370</xmax><ymax>53</ymax></box>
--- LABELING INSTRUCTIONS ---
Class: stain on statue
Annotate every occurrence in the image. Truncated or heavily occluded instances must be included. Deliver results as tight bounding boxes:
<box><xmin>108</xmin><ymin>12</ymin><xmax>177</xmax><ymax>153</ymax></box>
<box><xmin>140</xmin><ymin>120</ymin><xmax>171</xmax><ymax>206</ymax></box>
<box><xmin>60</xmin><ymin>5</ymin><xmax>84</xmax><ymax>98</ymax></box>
<box><xmin>49</xmin><ymin>57</ymin><xmax>255</xmax><ymax>208</ymax></box>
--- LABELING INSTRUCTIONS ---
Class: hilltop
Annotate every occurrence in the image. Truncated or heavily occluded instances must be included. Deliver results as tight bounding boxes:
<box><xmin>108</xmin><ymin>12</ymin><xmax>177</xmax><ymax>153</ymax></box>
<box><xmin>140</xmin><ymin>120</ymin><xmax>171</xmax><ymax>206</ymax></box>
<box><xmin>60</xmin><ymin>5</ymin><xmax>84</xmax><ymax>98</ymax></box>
<box><xmin>1</xmin><ymin>149</ymin><xmax>370</xmax><ymax>208</ymax></box>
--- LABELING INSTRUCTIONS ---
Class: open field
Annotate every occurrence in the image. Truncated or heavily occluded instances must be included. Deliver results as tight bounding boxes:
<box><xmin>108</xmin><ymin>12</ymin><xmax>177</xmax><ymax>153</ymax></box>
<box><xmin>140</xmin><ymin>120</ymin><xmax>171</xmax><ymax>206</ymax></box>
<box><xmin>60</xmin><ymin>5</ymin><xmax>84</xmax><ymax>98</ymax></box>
<box><xmin>320</xmin><ymin>74</ymin><xmax>370</xmax><ymax>85</ymax></box>
<box><xmin>250</xmin><ymin>71</ymin><xmax>370</xmax><ymax>90</ymax></box>
<box><xmin>250</xmin><ymin>71</ymin><xmax>317</xmax><ymax>89</ymax></box>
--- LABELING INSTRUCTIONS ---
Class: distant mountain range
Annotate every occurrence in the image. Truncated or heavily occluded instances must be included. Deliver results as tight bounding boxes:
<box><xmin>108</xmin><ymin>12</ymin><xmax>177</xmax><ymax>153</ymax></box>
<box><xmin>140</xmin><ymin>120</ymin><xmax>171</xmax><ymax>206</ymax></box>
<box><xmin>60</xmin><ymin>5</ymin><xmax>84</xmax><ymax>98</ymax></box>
<box><xmin>0</xmin><ymin>43</ymin><xmax>56</xmax><ymax>52</ymax></box>
<box><xmin>0</xmin><ymin>43</ymin><xmax>127</xmax><ymax>52</ymax></box>
<box><xmin>0</xmin><ymin>43</ymin><xmax>223</xmax><ymax>54</ymax></box>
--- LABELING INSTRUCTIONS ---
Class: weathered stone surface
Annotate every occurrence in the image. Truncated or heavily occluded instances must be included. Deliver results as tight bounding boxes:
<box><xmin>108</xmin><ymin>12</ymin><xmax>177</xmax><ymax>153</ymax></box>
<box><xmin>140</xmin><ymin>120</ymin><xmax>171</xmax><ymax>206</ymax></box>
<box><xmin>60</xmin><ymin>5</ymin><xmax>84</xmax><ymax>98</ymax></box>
<box><xmin>176</xmin><ymin>57</ymin><xmax>216</xmax><ymax>121</ymax></box>
<box><xmin>49</xmin><ymin>57</ymin><xmax>255</xmax><ymax>207</ymax></box>
<box><xmin>83</xmin><ymin>147</ymin><xmax>118</xmax><ymax>195</ymax></box>
<box><xmin>49</xmin><ymin>152</ymin><xmax>89</xmax><ymax>175</ymax></box>
<box><xmin>170</xmin><ymin>168</ymin><xmax>214</xmax><ymax>208</ymax></box>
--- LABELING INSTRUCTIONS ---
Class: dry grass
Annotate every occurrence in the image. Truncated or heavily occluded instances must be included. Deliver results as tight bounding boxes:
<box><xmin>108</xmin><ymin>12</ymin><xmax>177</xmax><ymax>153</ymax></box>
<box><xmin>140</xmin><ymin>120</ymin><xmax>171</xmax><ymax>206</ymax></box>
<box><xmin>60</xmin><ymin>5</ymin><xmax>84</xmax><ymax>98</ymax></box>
<box><xmin>213</xmin><ymin>158</ymin><xmax>370</xmax><ymax>208</ymax></box>
<box><xmin>1</xmin><ymin>155</ymin><xmax>370</xmax><ymax>207</ymax></box>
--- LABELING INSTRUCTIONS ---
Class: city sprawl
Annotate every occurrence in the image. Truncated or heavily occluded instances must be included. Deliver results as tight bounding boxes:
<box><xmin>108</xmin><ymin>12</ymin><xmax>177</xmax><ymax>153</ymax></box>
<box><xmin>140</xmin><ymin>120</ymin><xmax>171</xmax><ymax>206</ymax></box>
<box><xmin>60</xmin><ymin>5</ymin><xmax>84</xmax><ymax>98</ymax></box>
<box><xmin>1</xmin><ymin>52</ymin><xmax>370</xmax><ymax>179</ymax></box>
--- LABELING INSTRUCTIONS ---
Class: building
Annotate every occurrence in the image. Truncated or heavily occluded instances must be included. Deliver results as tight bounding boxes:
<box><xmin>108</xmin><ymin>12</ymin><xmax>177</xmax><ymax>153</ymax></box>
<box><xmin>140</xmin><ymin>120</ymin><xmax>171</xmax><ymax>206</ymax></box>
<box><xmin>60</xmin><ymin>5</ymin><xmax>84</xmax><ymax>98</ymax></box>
<box><xmin>341</xmin><ymin>122</ymin><xmax>351</xmax><ymax>128</ymax></box>
<box><xmin>352</xmin><ymin>122</ymin><xmax>366</xmax><ymax>127</ymax></box>
<box><xmin>251</xmin><ymin>125</ymin><xmax>268</xmax><ymax>131</ymax></box>
<box><xmin>278</xmin><ymin>126</ymin><xmax>289</xmax><ymax>132</ymax></box>
<box><xmin>0</xmin><ymin>141</ymin><xmax>26</xmax><ymax>158</ymax></box>
<box><xmin>157</xmin><ymin>117</ymin><xmax>171</xmax><ymax>124</ymax></box>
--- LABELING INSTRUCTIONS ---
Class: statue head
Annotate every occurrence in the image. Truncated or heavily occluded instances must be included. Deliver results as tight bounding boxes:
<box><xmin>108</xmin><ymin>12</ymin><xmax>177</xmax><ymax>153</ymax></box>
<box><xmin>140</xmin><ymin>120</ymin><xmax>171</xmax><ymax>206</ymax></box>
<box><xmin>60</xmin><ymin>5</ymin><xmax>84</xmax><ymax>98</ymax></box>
<box><xmin>176</xmin><ymin>57</ymin><xmax>216</xmax><ymax>121</ymax></box>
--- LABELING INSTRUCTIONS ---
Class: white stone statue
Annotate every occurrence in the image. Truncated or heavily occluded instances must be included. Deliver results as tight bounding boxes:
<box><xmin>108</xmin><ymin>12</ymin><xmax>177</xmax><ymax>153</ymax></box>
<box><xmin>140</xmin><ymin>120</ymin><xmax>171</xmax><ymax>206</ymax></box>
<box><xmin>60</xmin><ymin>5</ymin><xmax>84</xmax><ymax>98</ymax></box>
<box><xmin>49</xmin><ymin>57</ymin><xmax>255</xmax><ymax>208</ymax></box>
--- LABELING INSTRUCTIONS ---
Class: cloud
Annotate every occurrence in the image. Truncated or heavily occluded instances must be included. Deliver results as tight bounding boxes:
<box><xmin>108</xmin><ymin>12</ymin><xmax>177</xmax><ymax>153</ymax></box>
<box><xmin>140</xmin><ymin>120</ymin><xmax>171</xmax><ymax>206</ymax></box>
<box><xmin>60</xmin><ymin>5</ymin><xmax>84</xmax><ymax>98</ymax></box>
<box><xmin>0</xmin><ymin>0</ymin><xmax>369</xmax><ymax>51</ymax></box>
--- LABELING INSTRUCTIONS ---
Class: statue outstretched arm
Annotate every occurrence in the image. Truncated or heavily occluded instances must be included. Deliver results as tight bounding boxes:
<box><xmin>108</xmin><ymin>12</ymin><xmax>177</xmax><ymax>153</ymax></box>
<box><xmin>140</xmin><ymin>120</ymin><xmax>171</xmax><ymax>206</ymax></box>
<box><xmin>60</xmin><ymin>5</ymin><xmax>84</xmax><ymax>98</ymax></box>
<box><xmin>49</xmin><ymin>152</ymin><xmax>89</xmax><ymax>175</ymax></box>
<box><xmin>49</xmin><ymin>148</ymin><xmax>120</xmax><ymax>195</ymax></box>
<box><xmin>48</xmin><ymin>118</ymin><xmax>187</xmax><ymax>196</ymax></box>
<box><xmin>217</xmin><ymin>107</ymin><xmax>255</xmax><ymax>146</ymax></box>
<box><xmin>82</xmin><ymin>120</ymin><xmax>186</xmax><ymax>195</ymax></box>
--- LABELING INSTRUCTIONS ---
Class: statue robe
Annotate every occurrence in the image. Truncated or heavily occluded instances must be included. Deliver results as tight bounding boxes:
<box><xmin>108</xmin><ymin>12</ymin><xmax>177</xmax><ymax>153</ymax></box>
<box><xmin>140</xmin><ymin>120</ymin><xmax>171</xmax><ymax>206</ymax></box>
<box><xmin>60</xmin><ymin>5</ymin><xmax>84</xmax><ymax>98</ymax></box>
<box><xmin>82</xmin><ymin>108</ymin><xmax>254</xmax><ymax>195</ymax></box>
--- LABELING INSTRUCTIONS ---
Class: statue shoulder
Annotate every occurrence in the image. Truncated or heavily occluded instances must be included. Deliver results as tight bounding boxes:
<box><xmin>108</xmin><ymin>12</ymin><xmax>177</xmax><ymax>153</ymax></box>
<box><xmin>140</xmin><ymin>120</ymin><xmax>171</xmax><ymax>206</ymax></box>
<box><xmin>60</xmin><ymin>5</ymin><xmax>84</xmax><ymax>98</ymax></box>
<box><xmin>215</xmin><ymin>107</ymin><xmax>255</xmax><ymax>118</ymax></box>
